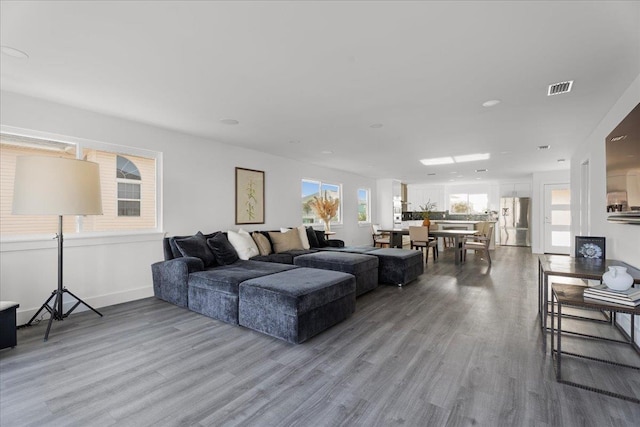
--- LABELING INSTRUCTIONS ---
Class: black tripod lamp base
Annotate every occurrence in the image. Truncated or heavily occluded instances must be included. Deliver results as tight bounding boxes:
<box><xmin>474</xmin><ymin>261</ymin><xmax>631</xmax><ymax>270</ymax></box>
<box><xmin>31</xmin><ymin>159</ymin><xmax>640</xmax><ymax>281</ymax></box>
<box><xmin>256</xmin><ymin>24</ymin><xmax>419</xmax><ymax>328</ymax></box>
<box><xmin>27</xmin><ymin>287</ymin><xmax>103</xmax><ymax>341</ymax></box>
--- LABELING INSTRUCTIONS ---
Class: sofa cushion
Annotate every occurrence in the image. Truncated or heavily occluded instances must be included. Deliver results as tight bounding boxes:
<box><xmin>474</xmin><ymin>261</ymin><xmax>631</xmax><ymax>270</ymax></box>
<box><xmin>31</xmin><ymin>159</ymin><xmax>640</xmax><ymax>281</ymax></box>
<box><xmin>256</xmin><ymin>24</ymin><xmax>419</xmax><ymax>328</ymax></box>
<box><xmin>251</xmin><ymin>249</ymin><xmax>317</xmax><ymax>264</ymax></box>
<box><xmin>251</xmin><ymin>253</ymin><xmax>294</xmax><ymax>264</ymax></box>
<box><xmin>227</xmin><ymin>229</ymin><xmax>260</xmax><ymax>260</ymax></box>
<box><xmin>207</xmin><ymin>233</ymin><xmax>239</xmax><ymax>265</ymax></box>
<box><xmin>188</xmin><ymin>260</ymin><xmax>297</xmax><ymax>295</ymax></box>
<box><xmin>269</xmin><ymin>229</ymin><xmax>303</xmax><ymax>253</ymax></box>
<box><xmin>174</xmin><ymin>232</ymin><xmax>217</xmax><ymax>267</ymax></box>
<box><xmin>252</xmin><ymin>232</ymin><xmax>272</xmax><ymax>256</ymax></box>
<box><xmin>306</xmin><ymin>226</ymin><xmax>320</xmax><ymax>248</ymax></box>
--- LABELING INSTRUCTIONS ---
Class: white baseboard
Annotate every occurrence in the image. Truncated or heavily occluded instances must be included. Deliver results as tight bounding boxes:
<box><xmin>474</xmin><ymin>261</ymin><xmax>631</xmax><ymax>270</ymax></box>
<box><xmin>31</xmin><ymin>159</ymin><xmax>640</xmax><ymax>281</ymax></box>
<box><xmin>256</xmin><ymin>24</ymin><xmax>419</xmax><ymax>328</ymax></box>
<box><xmin>16</xmin><ymin>286</ymin><xmax>154</xmax><ymax>326</ymax></box>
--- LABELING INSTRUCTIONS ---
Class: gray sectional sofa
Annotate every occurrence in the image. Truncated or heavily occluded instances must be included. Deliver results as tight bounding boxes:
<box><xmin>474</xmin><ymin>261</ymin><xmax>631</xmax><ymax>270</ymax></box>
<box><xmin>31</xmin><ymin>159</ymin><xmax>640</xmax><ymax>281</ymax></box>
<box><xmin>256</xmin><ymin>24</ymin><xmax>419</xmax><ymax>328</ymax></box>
<box><xmin>151</xmin><ymin>228</ymin><xmax>423</xmax><ymax>343</ymax></box>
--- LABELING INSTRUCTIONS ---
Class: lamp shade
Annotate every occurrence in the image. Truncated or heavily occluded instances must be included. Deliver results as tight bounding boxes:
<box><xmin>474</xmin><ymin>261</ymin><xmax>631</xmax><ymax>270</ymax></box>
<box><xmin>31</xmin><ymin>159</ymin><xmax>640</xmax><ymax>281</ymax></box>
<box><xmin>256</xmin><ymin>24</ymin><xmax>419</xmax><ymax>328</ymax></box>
<box><xmin>13</xmin><ymin>156</ymin><xmax>103</xmax><ymax>215</ymax></box>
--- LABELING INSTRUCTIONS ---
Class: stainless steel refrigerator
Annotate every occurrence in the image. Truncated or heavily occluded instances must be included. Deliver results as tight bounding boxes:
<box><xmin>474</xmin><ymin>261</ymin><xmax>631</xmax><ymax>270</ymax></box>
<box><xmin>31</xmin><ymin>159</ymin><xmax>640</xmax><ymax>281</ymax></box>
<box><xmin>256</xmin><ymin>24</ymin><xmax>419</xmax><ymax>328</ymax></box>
<box><xmin>499</xmin><ymin>197</ymin><xmax>531</xmax><ymax>246</ymax></box>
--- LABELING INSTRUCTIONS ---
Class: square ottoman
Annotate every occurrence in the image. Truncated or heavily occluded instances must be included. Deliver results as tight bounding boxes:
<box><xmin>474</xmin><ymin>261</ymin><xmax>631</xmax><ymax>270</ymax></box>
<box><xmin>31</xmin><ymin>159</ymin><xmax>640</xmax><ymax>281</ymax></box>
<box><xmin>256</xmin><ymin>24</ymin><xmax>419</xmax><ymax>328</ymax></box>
<box><xmin>239</xmin><ymin>268</ymin><xmax>356</xmax><ymax>344</ymax></box>
<box><xmin>368</xmin><ymin>248</ymin><xmax>424</xmax><ymax>286</ymax></box>
<box><xmin>294</xmin><ymin>251</ymin><xmax>379</xmax><ymax>296</ymax></box>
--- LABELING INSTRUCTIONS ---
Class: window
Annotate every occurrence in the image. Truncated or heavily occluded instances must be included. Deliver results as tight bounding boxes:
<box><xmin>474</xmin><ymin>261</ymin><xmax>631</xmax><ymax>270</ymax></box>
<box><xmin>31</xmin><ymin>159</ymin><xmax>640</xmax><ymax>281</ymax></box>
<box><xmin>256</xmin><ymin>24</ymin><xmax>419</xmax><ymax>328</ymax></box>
<box><xmin>449</xmin><ymin>193</ymin><xmax>488</xmax><ymax>214</ymax></box>
<box><xmin>358</xmin><ymin>188</ymin><xmax>370</xmax><ymax>223</ymax></box>
<box><xmin>116</xmin><ymin>156</ymin><xmax>142</xmax><ymax>217</ymax></box>
<box><xmin>1</xmin><ymin>130</ymin><xmax>160</xmax><ymax>236</ymax></box>
<box><xmin>301</xmin><ymin>179</ymin><xmax>342</xmax><ymax>225</ymax></box>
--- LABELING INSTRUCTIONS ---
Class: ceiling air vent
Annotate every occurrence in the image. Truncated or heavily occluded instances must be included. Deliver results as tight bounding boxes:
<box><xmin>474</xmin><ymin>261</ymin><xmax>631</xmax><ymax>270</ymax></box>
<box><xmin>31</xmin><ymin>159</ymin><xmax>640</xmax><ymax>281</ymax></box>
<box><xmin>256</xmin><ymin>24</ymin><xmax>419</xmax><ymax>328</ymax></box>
<box><xmin>547</xmin><ymin>80</ymin><xmax>573</xmax><ymax>96</ymax></box>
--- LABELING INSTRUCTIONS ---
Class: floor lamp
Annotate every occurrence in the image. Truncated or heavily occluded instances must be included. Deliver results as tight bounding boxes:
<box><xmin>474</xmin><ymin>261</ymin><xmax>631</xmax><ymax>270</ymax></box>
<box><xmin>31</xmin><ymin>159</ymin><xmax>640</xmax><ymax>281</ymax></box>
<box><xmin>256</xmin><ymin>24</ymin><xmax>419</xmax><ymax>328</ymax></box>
<box><xmin>12</xmin><ymin>156</ymin><xmax>104</xmax><ymax>341</ymax></box>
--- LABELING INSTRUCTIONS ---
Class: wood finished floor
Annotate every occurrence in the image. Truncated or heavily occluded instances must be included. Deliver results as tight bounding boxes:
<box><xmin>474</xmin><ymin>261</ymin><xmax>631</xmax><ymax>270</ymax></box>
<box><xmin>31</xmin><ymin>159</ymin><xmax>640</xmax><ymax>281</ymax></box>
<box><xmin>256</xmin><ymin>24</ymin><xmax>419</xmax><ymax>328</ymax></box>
<box><xmin>1</xmin><ymin>246</ymin><xmax>639</xmax><ymax>427</ymax></box>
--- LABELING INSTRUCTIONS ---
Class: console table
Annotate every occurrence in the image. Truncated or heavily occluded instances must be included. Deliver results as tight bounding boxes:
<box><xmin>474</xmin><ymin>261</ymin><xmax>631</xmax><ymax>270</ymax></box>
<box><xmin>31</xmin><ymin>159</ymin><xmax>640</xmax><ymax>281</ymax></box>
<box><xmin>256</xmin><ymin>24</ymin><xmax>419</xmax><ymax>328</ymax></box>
<box><xmin>537</xmin><ymin>254</ymin><xmax>640</xmax><ymax>348</ymax></box>
<box><xmin>550</xmin><ymin>283</ymin><xmax>640</xmax><ymax>403</ymax></box>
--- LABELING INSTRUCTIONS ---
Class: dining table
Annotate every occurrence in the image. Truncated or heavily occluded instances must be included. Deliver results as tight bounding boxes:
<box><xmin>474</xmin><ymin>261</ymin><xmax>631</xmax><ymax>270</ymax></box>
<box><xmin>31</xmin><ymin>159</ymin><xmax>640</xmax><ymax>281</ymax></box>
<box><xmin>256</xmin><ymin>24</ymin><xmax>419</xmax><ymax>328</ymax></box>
<box><xmin>380</xmin><ymin>228</ymin><xmax>478</xmax><ymax>265</ymax></box>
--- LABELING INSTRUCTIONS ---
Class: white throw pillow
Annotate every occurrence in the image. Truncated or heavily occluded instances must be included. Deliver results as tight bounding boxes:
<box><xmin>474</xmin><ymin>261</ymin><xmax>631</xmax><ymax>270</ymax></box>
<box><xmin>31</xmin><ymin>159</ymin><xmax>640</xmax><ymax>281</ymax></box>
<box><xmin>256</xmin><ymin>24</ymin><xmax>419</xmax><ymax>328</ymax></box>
<box><xmin>297</xmin><ymin>225</ymin><xmax>310</xmax><ymax>250</ymax></box>
<box><xmin>227</xmin><ymin>229</ymin><xmax>260</xmax><ymax>260</ymax></box>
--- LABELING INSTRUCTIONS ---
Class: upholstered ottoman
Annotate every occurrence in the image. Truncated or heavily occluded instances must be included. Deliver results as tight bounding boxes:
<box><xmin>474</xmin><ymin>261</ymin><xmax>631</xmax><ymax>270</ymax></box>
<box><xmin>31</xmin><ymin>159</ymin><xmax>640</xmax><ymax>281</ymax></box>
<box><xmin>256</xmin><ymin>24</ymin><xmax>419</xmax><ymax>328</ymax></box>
<box><xmin>188</xmin><ymin>260</ymin><xmax>296</xmax><ymax>325</ymax></box>
<box><xmin>238</xmin><ymin>268</ymin><xmax>356</xmax><ymax>344</ymax></box>
<box><xmin>294</xmin><ymin>251</ymin><xmax>379</xmax><ymax>296</ymax></box>
<box><xmin>368</xmin><ymin>248</ymin><xmax>424</xmax><ymax>286</ymax></box>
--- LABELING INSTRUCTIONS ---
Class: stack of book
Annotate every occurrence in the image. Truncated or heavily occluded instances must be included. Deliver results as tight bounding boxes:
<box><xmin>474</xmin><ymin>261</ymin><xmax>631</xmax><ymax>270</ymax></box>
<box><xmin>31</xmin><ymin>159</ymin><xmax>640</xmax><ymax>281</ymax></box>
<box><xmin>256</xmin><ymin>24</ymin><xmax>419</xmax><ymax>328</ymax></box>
<box><xmin>583</xmin><ymin>284</ymin><xmax>640</xmax><ymax>307</ymax></box>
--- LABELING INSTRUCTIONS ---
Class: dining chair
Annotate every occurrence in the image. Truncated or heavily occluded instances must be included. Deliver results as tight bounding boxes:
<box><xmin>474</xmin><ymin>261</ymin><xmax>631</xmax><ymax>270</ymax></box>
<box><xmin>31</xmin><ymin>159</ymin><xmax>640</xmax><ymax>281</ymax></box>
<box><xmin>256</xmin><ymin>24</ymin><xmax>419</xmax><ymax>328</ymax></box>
<box><xmin>372</xmin><ymin>224</ymin><xmax>390</xmax><ymax>247</ymax></box>
<box><xmin>409</xmin><ymin>226</ymin><xmax>438</xmax><ymax>263</ymax></box>
<box><xmin>462</xmin><ymin>224</ymin><xmax>493</xmax><ymax>264</ymax></box>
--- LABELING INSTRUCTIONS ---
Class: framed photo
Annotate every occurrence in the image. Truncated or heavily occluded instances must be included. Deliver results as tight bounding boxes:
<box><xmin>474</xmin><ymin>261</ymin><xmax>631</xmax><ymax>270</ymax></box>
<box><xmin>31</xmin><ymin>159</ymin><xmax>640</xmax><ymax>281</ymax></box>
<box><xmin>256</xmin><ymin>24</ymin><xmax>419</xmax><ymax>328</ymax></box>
<box><xmin>575</xmin><ymin>236</ymin><xmax>606</xmax><ymax>260</ymax></box>
<box><xmin>235</xmin><ymin>167</ymin><xmax>265</xmax><ymax>224</ymax></box>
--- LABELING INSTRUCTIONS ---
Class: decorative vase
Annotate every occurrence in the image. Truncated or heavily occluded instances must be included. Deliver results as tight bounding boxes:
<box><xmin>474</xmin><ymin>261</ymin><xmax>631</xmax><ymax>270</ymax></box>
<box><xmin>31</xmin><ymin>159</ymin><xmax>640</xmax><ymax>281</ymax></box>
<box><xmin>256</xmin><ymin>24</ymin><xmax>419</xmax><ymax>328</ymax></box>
<box><xmin>323</xmin><ymin>220</ymin><xmax>331</xmax><ymax>232</ymax></box>
<box><xmin>422</xmin><ymin>218</ymin><xmax>430</xmax><ymax>227</ymax></box>
<box><xmin>602</xmin><ymin>266</ymin><xmax>634</xmax><ymax>291</ymax></box>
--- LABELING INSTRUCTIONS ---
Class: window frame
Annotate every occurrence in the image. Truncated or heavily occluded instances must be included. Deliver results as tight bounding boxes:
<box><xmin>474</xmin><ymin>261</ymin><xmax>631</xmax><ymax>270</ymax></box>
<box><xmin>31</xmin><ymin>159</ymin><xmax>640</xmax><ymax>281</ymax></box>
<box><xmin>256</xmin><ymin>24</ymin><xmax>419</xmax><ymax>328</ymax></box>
<box><xmin>0</xmin><ymin>125</ymin><xmax>163</xmax><ymax>239</ymax></box>
<box><xmin>301</xmin><ymin>178</ymin><xmax>343</xmax><ymax>226</ymax></box>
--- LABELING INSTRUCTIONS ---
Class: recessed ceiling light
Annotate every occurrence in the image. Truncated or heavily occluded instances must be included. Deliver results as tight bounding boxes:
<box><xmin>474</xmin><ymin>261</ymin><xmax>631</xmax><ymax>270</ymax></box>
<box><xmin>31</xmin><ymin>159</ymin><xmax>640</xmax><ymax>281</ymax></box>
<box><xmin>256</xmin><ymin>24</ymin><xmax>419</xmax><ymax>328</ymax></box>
<box><xmin>611</xmin><ymin>135</ymin><xmax>627</xmax><ymax>142</ymax></box>
<box><xmin>538</xmin><ymin>145</ymin><xmax>551</xmax><ymax>150</ymax></box>
<box><xmin>482</xmin><ymin>99</ymin><xmax>501</xmax><ymax>107</ymax></box>
<box><xmin>220</xmin><ymin>118</ymin><xmax>239</xmax><ymax>125</ymax></box>
<box><xmin>321</xmin><ymin>150</ymin><xmax>333</xmax><ymax>155</ymax></box>
<box><xmin>427</xmin><ymin>173</ymin><xmax>436</xmax><ymax>176</ymax></box>
<box><xmin>370</xmin><ymin>123</ymin><xmax>383</xmax><ymax>129</ymax></box>
<box><xmin>454</xmin><ymin>153</ymin><xmax>490</xmax><ymax>163</ymax></box>
<box><xmin>420</xmin><ymin>157</ymin><xmax>454</xmax><ymax>166</ymax></box>
<box><xmin>0</xmin><ymin>45</ymin><xmax>29</xmax><ymax>59</ymax></box>
<box><xmin>547</xmin><ymin>80</ymin><xmax>573</xmax><ymax>96</ymax></box>
<box><xmin>500</xmin><ymin>151</ymin><xmax>511</xmax><ymax>155</ymax></box>
<box><xmin>475</xmin><ymin>169</ymin><xmax>488</xmax><ymax>173</ymax></box>
<box><xmin>557</xmin><ymin>159</ymin><xmax>566</xmax><ymax>163</ymax></box>
<box><xmin>450</xmin><ymin>171</ymin><xmax>458</xmax><ymax>174</ymax></box>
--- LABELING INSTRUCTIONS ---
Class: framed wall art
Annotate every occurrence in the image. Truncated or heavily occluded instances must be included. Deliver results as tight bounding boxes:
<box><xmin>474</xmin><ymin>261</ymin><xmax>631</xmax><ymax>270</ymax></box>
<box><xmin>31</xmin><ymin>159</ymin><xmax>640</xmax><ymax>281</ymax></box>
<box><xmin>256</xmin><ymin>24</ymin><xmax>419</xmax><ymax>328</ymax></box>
<box><xmin>235</xmin><ymin>167</ymin><xmax>265</xmax><ymax>224</ymax></box>
<box><xmin>575</xmin><ymin>236</ymin><xmax>606</xmax><ymax>260</ymax></box>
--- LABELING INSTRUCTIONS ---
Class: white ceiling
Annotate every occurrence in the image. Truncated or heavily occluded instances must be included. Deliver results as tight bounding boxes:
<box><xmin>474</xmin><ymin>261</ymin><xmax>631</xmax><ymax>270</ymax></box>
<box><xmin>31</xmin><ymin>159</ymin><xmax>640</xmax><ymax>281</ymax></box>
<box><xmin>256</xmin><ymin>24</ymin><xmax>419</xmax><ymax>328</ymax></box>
<box><xmin>1</xmin><ymin>1</ymin><xmax>639</xmax><ymax>184</ymax></box>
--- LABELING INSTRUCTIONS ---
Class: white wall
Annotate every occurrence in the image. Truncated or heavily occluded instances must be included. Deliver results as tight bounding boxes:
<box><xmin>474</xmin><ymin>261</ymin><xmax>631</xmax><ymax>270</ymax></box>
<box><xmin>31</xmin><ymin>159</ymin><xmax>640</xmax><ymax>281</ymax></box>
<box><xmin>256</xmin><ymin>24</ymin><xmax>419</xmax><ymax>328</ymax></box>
<box><xmin>0</xmin><ymin>91</ymin><xmax>376</xmax><ymax>324</ymax></box>
<box><xmin>375</xmin><ymin>179</ymin><xmax>395</xmax><ymax>229</ymax></box>
<box><xmin>570</xmin><ymin>73</ymin><xmax>640</xmax><ymax>343</ymax></box>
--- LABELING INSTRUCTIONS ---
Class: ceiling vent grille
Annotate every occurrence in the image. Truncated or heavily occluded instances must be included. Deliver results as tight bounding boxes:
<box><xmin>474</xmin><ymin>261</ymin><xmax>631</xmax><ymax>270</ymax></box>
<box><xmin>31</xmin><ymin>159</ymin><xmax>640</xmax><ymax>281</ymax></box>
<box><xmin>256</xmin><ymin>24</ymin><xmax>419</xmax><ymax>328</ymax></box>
<box><xmin>547</xmin><ymin>80</ymin><xmax>573</xmax><ymax>96</ymax></box>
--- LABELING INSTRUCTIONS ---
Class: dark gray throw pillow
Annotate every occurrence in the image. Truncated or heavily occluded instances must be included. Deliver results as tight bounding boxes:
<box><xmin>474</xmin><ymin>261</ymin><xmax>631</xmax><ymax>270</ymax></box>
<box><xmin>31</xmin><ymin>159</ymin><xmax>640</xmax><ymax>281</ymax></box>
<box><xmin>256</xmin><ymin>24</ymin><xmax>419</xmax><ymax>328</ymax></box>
<box><xmin>207</xmin><ymin>233</ymin><xmax>239</xmax><ymax>265</ymax></box>
<box><xmin>174</xmin><ymin>232</ymin><xmax>217</xmax><ymax>267</ymax></box>
<box><xmin>306</xmin><ymin>226</ymin><xmax>320</xmax><ymax>248</ymax></box>
<box><xmin>314</xmin><ymin>230</ymin><xmax>328</xmax><ymax>248</ymax></box>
